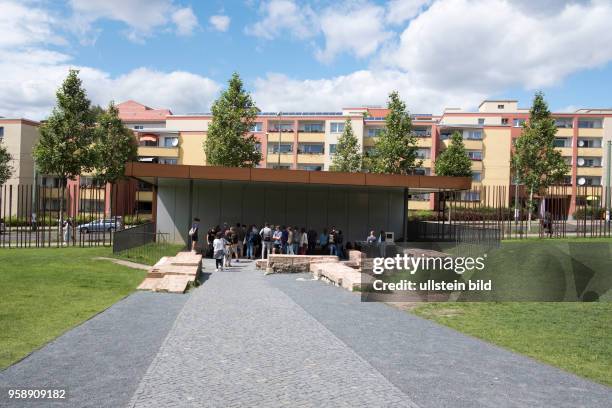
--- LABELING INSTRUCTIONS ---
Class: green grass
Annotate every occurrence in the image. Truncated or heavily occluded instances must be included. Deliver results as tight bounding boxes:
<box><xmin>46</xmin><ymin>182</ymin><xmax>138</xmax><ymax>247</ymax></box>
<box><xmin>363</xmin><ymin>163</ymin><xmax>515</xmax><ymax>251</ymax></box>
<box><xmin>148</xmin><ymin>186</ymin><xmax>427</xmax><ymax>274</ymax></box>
<box><xmin>113</xmin><ymin>243</ymin><xmax>185</xmax><ymax>266</ymax></box>
<box><xmin>0</xmin><ymin>247</ymin><xmax>146</xmax><ymax>369</ymax></box>
<box><xmin>412</xmin><ymin>302</ymin><xmax>612</xmax><ymax>386</ymax></box>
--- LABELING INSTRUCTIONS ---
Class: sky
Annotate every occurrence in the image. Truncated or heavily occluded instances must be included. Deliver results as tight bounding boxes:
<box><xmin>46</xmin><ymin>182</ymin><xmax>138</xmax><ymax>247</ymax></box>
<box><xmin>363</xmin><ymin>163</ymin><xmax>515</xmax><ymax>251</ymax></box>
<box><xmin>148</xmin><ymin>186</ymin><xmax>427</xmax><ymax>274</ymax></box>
<box><xmin>1</xmin><ymin>0</ymin><xmax>612</xmax><ymax>120</ymax></box>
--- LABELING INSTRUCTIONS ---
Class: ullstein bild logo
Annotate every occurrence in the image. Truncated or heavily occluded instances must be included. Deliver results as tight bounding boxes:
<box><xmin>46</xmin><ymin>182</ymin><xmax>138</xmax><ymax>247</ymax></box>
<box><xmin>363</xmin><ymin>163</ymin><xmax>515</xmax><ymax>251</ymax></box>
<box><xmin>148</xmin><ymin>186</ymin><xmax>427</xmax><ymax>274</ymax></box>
<box><xmin>372</xmin><ymin>254</ymin><xmax>487</xmax><ymax>275</ymax></box>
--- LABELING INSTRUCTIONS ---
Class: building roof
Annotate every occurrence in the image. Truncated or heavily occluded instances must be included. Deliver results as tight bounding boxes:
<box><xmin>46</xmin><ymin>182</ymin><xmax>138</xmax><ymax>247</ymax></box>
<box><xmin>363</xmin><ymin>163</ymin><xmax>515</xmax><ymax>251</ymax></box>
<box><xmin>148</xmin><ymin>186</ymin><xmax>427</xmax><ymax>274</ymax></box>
<box><xmin>117</xmin><ymin>100</ymin><xmax>172</xmax><ymax>122</ymax></box>
<box><xmin>125</xmin><ymin>163</ymin><xmax>471</xmax><ymax>193</ymax></box>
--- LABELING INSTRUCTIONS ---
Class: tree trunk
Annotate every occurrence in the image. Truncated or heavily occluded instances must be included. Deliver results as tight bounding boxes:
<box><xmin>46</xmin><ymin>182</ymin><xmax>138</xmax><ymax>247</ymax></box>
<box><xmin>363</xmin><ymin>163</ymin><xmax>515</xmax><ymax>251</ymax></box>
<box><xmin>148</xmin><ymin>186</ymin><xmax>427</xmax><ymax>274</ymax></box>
<box><xmin>59</xmin><ymin>179</ymin><xmax>65</xmax><ymax>245</ymax></box>
<box><xmin>527</xmin><ymin>188</ymin><xmax>534</xmax><ymax>233</ymax></box>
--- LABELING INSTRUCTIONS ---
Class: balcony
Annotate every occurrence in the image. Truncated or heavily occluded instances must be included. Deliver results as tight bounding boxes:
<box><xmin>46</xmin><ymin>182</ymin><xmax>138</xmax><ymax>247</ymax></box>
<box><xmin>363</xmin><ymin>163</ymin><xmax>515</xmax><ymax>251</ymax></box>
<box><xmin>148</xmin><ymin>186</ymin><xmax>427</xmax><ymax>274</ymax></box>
<box><xmin>416</xmin><ymin>138</ymin><xmax>433</xmax><ymax>147</ymax></box>
<box><xmin>578</xmin><ymin>147</ymin><xmax>603</xmax><ymax>157</ymax></box>
<box><xmin>578</xmin><ymin>128</ymin><xmax>603</xmax><ymax>137</ymax></box>
<box><xmin>556</xmin><ymin>128</ymin><xmax>573</xmax><ymax>137</ymax></box>
<box><xmin>267</xmin><ymin>133</ymin><xmax>295</xmax><ymax>142</ymax></box>
<box><xmin>576</xmin><ymin>167</ymin><xmax>602</xmax><ymax>177</ymax></box>
<box><xmin>557</xmin><ymin>147</ymin><xmax>573</xmax><ymax>157</ymax></box>
<box><xmin>138</xmin><ymin>146</ymin><xmax>180</xmax><ymax>158</ymax></box>
<box><xmin>297</xmin><ymin>154</ymin><xmax>324</xmax><ymax>164</ymax></box>
<box><xmin>297</xmin><ymin>132</ymin><xmax>325</xmax><ymax>142</ymax></box>
<box><xmin>265</xmin><ymin>153</ymin><xmax>293</xmax><ymax>165</ymax></box>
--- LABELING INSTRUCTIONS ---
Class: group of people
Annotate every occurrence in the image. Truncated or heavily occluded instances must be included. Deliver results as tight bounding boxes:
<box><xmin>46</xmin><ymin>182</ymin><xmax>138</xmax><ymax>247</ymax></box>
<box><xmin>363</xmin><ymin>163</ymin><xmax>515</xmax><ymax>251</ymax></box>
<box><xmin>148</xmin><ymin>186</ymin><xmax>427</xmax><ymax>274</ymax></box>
<box><xmin>188</xmin><ymin>219</ymin><xmax>378</xmax><ymax>272</ymax></box>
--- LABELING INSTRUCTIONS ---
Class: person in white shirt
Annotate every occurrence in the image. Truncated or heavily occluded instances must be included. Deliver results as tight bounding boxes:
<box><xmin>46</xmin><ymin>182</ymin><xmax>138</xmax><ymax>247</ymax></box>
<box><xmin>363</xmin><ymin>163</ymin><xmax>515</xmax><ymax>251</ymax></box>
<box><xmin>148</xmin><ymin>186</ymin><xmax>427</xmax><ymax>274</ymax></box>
<box><xmin>212</xmin><ymin>233</ymin><xmax>226</xmax><ymax>272</ymax></box>
<box><xmin>259</xmin><ymin>223</ymin><xmax>273</xmax><ymax>259</ymax></box>
<box><xmin>299</xmin><ymin>227</ymin><xmax>308</xmax><ymax>255</ymax></box>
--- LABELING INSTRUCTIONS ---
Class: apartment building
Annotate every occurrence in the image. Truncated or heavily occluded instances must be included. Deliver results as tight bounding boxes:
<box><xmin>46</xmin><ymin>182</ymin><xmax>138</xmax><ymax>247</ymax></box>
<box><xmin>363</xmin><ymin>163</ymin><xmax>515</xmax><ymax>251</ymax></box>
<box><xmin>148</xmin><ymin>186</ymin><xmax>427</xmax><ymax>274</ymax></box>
<box><xmin>0</xmin><ymin>118</ymin><xmax>40</xmax><ymax>214</ymax></box>
<box><xmin>123</xmin><ymin>99</ymin><xmax>612</xmax><ymax>215</ymax></box>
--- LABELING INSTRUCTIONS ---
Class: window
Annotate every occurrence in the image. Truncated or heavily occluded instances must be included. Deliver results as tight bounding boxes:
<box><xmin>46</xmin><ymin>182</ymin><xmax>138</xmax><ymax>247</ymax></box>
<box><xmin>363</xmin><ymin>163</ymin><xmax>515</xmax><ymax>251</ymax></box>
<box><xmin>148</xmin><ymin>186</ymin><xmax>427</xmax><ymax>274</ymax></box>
<box><xmin>302</xmin><ymin>123</ymin><xmax>324</xmax><ymax>132</ymax></box>
<box><xmin>297</xmin><ymin>143</ymin><xmax>324</xmax><ymax>154</ymax></box>
<box><xmin>497</xmin><ymin>104</ymin><xmax>505</xmax><ymax>109</ymax></box>
<box><xmin>250</xmin><ymin>122</ymin><xmax>263</xmax><ymax>132</ymax></box>
<box><xmin>271</xmin><ymin>122</ymin><xmax>294</xmax><ymax>132</ymax></box>
<box><xmin>298</xmin><ymin>164</ymin><xmax>323</xmax><ymax>171</ymax></box>
<box><xmin>577</xmin><ymin>157</ymin><xmax>601</xmax><ymax>167</ymax></box>
<box><xmin>164</xmin><ymin>137</ymin><xmax>178</xmax><ymax>147</ymax></box>
<box><xmin>553</xmin><ymin>138</ymin><xmax>570</xmax><ymax>148</ymax></box>
<box><xmin>554</xmin><ymin>118</ymin><xmax>573</xmax><ymax>128</ymax></box>
<box><xmin>140</xmin><ymin>140</ymin><xmax>157</xmax><ymax>147</ymax></box>
<box><xmin>465</xmin><ymin>130</ymin><xmax>482</xmax><ymax>140</ymax></box>
<box><xmin>330</xmin><ymin>122</ymin><xmax>345</xmax><ymax>133</ymax></box>
<box><xmin>0</xmin><ymin>127</ymin><xmax>3</xmax><ymax>138</ymax></box>
<box><xmin>440</xmin><ymin>132</ymin><xmax>452</xmax><ymax>140</ymax></box>
<box><xmin>364</xmin><ymin>146</ymin><xmax>376</xmax><ymax>156</ymax></box>
<box><xmin>159</xmin><ymin>158</ymin><xmax>177</xmax><ymax>165</ymax></box>
<box><xmin>578</xmin><ymin>119</ymin><xmax>602</xmax><ymax>129</ymax></box>
<box><xmin>267</xmin><ymin>164</ymin><xmax>291</xmax><ymax>170</ymax></box>
<box><xmin>578</xmin><ymin>177</ymin><xmax>601</xmax><ymax>186</ymax></box>
<box><xmin>268</xmin><ymin>143</ymin><xmax>294</xmax><ymax>154</ymax></box>
<box><xmin>416</xmin><ymin>148</ymin><xmax>430</xmax><ymax>159</ymax></box>
<box><xmin>578</xmin><ymin>138</ymin><xmax>602</xmax><ymax>148</ymax></box>
<box><xmin>413</xmin><ymin>168</ymin><xmax>430</xmax><ymax>176</ymax></box>
<box><xmin>40</xmin><ymin>176</ymin><xmax>61</xmax><ymax>188</ymax></box>
<box><xmin>413</xmin><ymin>128</ymin><xmax>431</xmax><ymax>137</ymax></box>
<box><xmin>563</xmin><ymin>176</ymin><xmax>572</xmax><ymax>185</ymax></box>
<box><xmin>329</xmin><ymin>144</ymin><xmax>337</xmax><ymax>154</ymax></box>
<box><xmin>478</xmin><ymin>118</ymin><xmax>485</xmax><ymax>125</ymax></box>
<box><xmin>409</xmin><ymin>193</ymin><xmax>430</xmax><ymax>201</ymax></box>
<box><xmin>134</xmin><ymin>125</ymin><xmax>144</xmax><ymax>130</ymax></box>
<box><xmin>501</xmin><ymin>118</ymin><xmax>509</xmax><ymax>125</ymax></box>
<box><xmin>79</xmin><ymin>176</ymin><xmax>104</xmax><ymax>188</ymax></box>
<box><xmin>367</xmin><ymin>127</ymin><xmax>384</xmax><ymax>137</ymax></box>
<box><xmin>472</xmin><ymin>172</ymin><xmax>482</xmax><ymax>182</ymax></box>
<box><xmin>513</xmin><ymin>119</ymin><xmax>526</xmax><ymax>127</ymax></box>
<box><xmin>460</xmin><ymin>191</ymin><xmax>481</xmax><ymax>201</ymax></box>
<box><xmin>254</xmin><ymin>142</ymin><xmax>262</xmax><ymax>152</ymax></box>
<box><xmin>468</xmin><ymin>150</ymin><xmax>482</xmax><ymax>160</ymax></box>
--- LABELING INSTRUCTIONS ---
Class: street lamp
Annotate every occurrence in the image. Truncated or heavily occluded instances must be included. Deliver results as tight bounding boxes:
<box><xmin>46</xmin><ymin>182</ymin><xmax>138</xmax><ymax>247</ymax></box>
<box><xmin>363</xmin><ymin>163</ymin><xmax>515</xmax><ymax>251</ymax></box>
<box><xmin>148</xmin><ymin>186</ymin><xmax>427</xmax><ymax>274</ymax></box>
<box><xmin>277</xmin><ymin>111</ymin><xmax>282</xmax><ymax>167</ymax></box>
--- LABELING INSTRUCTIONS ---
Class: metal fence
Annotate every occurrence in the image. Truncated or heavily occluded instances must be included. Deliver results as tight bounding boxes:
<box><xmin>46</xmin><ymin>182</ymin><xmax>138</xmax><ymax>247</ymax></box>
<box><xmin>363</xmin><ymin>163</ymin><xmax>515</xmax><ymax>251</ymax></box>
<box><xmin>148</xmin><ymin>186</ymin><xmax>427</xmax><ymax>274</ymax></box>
<box><xmin>0</xmin><ymin>182</ymin><xmax>152</xmax><ymax>248</ymax></box>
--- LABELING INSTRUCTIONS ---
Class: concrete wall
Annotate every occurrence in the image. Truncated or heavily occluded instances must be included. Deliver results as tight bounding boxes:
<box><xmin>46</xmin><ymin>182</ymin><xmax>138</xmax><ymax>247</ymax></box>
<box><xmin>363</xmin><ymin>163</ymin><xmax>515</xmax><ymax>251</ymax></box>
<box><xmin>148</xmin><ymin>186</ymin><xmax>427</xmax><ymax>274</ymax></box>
<box><xmin>156</xmin><ymin>179</ymin><xmax>405</xmax><ymax>245</ymax></box>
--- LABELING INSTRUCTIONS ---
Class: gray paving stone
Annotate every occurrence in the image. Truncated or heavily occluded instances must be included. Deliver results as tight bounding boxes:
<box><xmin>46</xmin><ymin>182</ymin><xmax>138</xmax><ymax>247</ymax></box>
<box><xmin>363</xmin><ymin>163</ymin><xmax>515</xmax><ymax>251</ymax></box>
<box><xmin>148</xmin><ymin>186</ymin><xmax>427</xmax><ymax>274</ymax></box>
<box><xmin>130</xmin><ymin>260</ymin><xmax>418</xmax><ymax>408</ymax></box>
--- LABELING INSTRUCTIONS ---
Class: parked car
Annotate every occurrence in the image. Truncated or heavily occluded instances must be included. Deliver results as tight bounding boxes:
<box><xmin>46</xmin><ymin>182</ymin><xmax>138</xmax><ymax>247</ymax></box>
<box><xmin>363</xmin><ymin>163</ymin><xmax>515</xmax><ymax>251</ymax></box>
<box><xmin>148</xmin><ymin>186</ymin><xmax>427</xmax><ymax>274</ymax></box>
<box><xmin>78</xmin><ymin>219</ymin><xmax>119</xmax><ymax>233</ymax></box>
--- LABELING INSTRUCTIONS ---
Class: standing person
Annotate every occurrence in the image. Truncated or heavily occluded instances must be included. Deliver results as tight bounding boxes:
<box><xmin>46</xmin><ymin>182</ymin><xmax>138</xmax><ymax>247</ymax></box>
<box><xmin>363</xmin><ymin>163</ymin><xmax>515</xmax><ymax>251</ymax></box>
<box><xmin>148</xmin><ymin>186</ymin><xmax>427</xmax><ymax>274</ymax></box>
<box><xmin>328</xmin><ymin>227</ymin><xmax>337</xmax><ymax>256</ymax></box>
<box><xmin>236</xmin><ymin>223</ymin><xmax>246</xmax><ymax>259</ymax></box>
<box><xmin>318</xmin><ymin>229</ymin><xmax>328</xmax><ymax>253</ymax></box>
<box><xmin>213</xmin><ymin>232</ymin><xmax>226</xmax><ymax>272</ymax></box>
<box><xmin>307</xmin><ymin>228</ymin><xmax>317</xmax><ymax>254</ymax></box>
<box><xmin>229</xmin><ymin>226</ymin><xmax>239</xmax><ymax>263</ymax></box>
<box><xmin>63</xmin><ymin>217</ymin><xmax>72</xmax><ymax>246</ymax></box>
<box><xmin>300</xmin><ymin>227</ymin><xmax>308</xmax><ymax>255</ymax></box>
<box><xmin>280</xmin><ymin>225</ymin><xmax>289</xmax><ymax>254</ymax></box>
<box><xmin>272</xmin><ymin>225</ymin><xmax>282</xmax><ymax>254</ymax></box>
<box><xmin>336</xmin><ymin>229</ymin><xmax>344</xmax><ymax>259</ymax></box>
<box><xmin>188</xmin><ymin>218</ymin><xmax>200</xmax><ymax>253</ymax></box>
<box><xmin>286</xmin><ymin>226</ymin><xmax>294</xmax><ymax>254</ymax></box>
<box><xmin>367</xmin><ymin>230</ymin><xmax>377</xmax><ymax>244</ymax></box>
<box><xmin>206</xmin><ymin>227</ymin><xmax>216</xmax><ymax>258</ymax></box>
<box><xmin>260</xmin><ymin>223</ymin><xmax>273</xmax><ymax>259</ymax></box>
<box><xmin>224</xmin><ymin>228</ymin><xmax>233</xmax><ymax>267</ymax></box>
<box><xmin>378</xmin><ymin>229</ymin><xmax>386</xmax><ymax>257</ymax></box>
<box><xmin>245</xmin><ymin>225</ymin><xmax>255</xmax><ymax>259</ymax></box>
<box><xmin>292</xmin><ymin>226</ymin><xmax>300</xmax><ymax>255</ymax></box>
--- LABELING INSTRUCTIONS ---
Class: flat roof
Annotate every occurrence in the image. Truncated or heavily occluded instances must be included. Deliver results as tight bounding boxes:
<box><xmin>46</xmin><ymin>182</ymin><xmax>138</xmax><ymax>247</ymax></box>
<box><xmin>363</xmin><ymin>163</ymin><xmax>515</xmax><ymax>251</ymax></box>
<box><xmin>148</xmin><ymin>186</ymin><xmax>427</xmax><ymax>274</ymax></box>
<box><xmin>125</xmin><ymin>163</ymin><xmax>471</xmax><ymax>193</ymax></box>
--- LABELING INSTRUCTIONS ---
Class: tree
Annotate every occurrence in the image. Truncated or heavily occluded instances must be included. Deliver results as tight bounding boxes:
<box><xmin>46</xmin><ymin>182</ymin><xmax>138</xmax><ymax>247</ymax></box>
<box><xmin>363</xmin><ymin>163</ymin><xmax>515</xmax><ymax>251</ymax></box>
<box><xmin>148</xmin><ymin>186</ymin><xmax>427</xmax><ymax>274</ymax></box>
<box><xmin>0</xmin><ymin>141</ymin><xmax>13</xmax><ymax>185</ymax></box>
<box><xmin>204</xmin><ymin>73</ymin><xmax>262</xmax><ymax>167</ymax></box>
<box><xmin>92</xmin><ymin>101</ymin><xmax>138</xmax><ymax>184</ymax></box>
<box><xmin>330</xmin><ymin>119</ymin><xmax>362</xmax><ymax>172</ymax></box>
<box><xmin>512</xmin><ymin>91</ymin><xmax>569</xmax><ymax>230</ymax></box>
<box><xmin>33</xmin><ymin>69</ymin><xmax>96</xmax><ymax>229</ymax></box>
<box><xmin>434</xmin><ymin>131</ymin><xmax>472</xmax><ymax>177</ymax></box>
<box><xmin>369</xmin><ymin>91</ymin><xmax>421</xmax><ymax>174</ymax></box>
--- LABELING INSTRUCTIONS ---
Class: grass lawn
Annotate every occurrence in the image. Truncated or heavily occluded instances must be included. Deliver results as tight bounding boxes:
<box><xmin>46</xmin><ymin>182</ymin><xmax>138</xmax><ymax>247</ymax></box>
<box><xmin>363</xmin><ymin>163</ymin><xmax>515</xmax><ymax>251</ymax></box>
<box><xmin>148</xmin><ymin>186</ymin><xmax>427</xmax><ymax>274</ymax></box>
<box><xmin>0</xmin><ymin>247</ymin><xmax>146</xmax><ymax>369</ymax></box>
<box><xmin>407</xmin><ymin>238</ymin><xmax>612</xmax><ymax>386</ymax></box>
<box><xmin>113</xmin><ymin>242</ymin><xmax>186</xmax><ymax>266</ymax></box>
<box><xmin>412</xmin><ymin>302</ymin><xmax>612</xmax><ymax>386</ymax></box>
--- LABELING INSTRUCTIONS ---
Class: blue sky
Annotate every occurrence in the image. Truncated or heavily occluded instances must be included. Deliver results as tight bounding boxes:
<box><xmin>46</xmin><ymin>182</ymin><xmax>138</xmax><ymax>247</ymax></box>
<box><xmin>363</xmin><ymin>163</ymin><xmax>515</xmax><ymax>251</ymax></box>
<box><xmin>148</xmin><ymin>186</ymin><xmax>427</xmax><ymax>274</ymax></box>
<box><xmin>1</xmin><ymin>0</ymin><xmax>611</xmax><ymax>119</ymax></box>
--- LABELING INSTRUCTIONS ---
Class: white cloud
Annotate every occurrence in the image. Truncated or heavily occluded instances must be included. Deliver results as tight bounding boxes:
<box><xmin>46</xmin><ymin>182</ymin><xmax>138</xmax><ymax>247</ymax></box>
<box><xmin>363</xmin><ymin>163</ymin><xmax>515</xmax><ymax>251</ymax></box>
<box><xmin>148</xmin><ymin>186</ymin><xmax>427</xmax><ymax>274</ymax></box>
<box><xmin>209</xmin><ymin>15</ymin><xmax>230</xmax><ymax>32</ymax></box>
<box><xmin>0</xmin><ymin>0</ymin><xmax>65</xmax><ymax>48</ymax></box>
<box><xmin>316</xmin><ymin>2</ymin><xmax>392</xmax><ymax>63</ymax></box>
<box><xmin>172</xmin><ymin>7</ymin><xmax>199</xmax><ymax>36</ymax></box>
<box><xmin>69</xmin><ymin>0</ymin><xmax>199</xmax><ymax>42</ymax></box>
<box><xmin>245</xmin><ymin>0</ymin><xmax>318</xmax><ymax>40</ymax></box>
<box><xmin>252</xmin><ymin>70</ymin><xmax>486</xmax><ymax>113</ymax></box>
<box><xmin>381</xmin><ymin>0</ymin><xmax>612</xmax><ymax>92</ymax></box>
<box><xmin>385</xmin><ymin>0</ymin><xmax>432</xmax><ymax>25</ymax></box>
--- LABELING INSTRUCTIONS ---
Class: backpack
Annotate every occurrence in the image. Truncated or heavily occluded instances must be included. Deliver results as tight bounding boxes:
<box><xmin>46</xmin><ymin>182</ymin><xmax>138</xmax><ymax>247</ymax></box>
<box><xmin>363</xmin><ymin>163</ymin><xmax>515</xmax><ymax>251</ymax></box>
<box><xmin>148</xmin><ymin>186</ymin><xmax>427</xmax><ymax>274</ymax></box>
<box><xmin>262</xmin><ymin>228</ymin><xmax>272</xmax><ymax>242</ymax></box>
<box><xmin>189</xmin><ymin>227</ymin><xmax>196</xmax><ymax>236</ymax></box>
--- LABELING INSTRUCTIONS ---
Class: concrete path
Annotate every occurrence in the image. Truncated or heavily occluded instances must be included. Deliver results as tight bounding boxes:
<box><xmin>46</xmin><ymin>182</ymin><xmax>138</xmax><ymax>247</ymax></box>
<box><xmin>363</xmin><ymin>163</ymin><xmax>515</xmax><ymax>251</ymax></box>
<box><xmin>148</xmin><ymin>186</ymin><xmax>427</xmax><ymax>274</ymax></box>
<box><xmin>0</xmin><ymin>292</ymin><xmax>188</xmax><ymax>408</ymax></box>
<box><xmin>93</xmin><ymin>257</ymin><xmax>151</xmax><ymax>270</ymax></box>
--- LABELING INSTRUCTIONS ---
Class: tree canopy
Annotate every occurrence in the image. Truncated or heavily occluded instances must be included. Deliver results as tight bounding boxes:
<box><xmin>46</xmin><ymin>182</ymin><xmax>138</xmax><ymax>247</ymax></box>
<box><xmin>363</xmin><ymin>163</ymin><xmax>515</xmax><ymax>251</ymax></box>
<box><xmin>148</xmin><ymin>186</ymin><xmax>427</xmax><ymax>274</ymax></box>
<box><xmin>0</xmin><ymin>141</ymin><xmax>13</xmax><ymax>185</ymax></box>
<box><xmin>204</xmin><ymin>73</ymin><xmax>262</xmax><ymax>167</ymax></box>
<box><xmin>368</xmin><ymin>91</ymin><xmax>421</xmax><ymax>174</ymax></box>
<box><xmin>434</xmin><ymin>131</ymin><xmax>473</xmax><ymax>177</ymax></box>
<box><xmin>330</xmin><ymin>119</ymin><xmax>362</xmax><ymax>172</ymax></box>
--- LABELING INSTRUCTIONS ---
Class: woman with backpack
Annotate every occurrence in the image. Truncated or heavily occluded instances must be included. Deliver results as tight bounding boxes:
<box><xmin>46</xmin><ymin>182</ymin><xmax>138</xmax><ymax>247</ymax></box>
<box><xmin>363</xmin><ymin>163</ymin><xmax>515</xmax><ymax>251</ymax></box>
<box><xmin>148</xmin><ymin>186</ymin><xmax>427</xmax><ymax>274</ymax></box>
<box><xmin>212</xmin><ymin>232</ymin><xmax>227</xmax><ymax>272</ymax></box>
<box><xmin>188</xmin><ymin>218</ymin><xmax>200</xmax><ymax>253</ymax></box>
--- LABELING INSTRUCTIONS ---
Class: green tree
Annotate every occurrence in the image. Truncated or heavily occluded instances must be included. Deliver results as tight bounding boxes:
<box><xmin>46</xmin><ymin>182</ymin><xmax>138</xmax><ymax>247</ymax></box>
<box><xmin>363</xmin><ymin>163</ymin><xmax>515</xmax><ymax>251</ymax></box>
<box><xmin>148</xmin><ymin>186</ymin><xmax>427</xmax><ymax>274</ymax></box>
<box><xmin>369</xmin><ymin>91</ymin><xmax>421</xmax><ymax>174</ymax></box>
<box><xmin>434</xmin><ymin>131</ymin><xmax>472</xmax><ymax>177</ymax></box>
<box><xmin>512</xmin><ymin>91</ymin><xmax>569</xmax><ymax>230</ymax></box>
<box><xmin>330</xmin><ymin>119</ymin><xmax>362</xmax><ymax>172</ymax></box>
<box><xmin>33</xmin><ymin>69</ymin><xmax>96</xmax><ymax>228</ymax></box>
<box><xmin>0</xmin><ymin>141</ymin><xmax>13</xmax><ymax>185</ymax></box>
<box><xmin>204</xmin><ymin>73</ymin><xmax>262</xmax><ymax>167</ymax></box>
<box><xmin>92</xmin><ymin>101</ymin><xmax>138</xmax><ymax>184</ymax></box>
